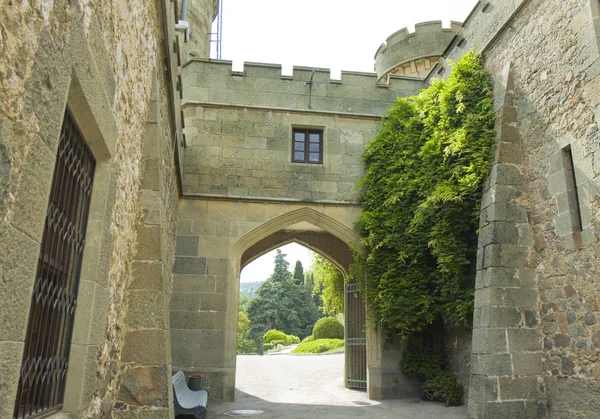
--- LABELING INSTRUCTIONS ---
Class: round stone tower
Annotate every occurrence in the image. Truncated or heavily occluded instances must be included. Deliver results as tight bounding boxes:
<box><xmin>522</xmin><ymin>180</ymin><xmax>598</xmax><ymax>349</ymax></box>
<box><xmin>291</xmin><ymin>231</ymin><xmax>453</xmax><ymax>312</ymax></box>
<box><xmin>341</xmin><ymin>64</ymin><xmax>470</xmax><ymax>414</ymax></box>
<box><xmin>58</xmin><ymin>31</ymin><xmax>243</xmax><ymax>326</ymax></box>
<box><xmin>374</xmin><ymin>21</ymin><xmax>463</xmax><ymax>82</ymax></box>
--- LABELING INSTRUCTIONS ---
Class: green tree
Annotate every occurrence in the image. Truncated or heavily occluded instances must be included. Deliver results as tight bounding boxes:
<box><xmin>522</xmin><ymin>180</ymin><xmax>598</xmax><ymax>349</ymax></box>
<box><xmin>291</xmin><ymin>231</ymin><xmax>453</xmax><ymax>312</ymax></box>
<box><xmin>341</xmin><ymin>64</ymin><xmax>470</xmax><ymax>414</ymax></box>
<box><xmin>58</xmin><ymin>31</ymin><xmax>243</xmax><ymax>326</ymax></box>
<box><xmin>238</xmin><ymin>294</ymin><xmax>252</xmax><ymax>314</ymax></box>
<box><xmin>247</xmin><ymin>249</ymin><xmax>319</xmax><ymax>339</ymax></box>
<box><xmin>271</xmin><ymin>249</ymin><xmax>292</xmax><ymax>283</ymax></box>
<box><xmin>304</xmin><ymin>271</ymin><xmax>315</xmax><ymax>289</ymax></box>
<box><xmin>237</xmin><ymin>311</ymin><xmax>257</xmax><ymax>354</ymax></box>
<box><xmin>293</xmin><ymin>260</ymin><xmax>304</xmax><ymax>285</ymax></box>
<box><xmin>312</xmin><ymin>255</ymin><xmax>344</xmax><ymax>315</ymax></box>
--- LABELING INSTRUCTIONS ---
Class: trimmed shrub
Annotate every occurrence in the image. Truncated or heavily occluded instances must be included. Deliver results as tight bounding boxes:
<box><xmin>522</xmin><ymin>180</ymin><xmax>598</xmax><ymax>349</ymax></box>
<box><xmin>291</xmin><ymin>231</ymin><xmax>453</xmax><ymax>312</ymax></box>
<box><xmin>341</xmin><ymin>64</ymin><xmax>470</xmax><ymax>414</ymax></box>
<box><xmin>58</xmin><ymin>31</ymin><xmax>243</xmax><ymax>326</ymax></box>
<box><xmin>313</xmin><ymin>317</ymin><xmax>344</xmax><ymax>340</ymax></box>
<box><xmin>286</xmin><ymin>335</ymin><xmax>300</xmax><ymax>345</ymax></box>
<box><xmin>271</xmin><ymin>340</ymin><xmax>286</xmax><ymax>346</ymax></box>
<box><xmin>291</xmin><ymin>339</ymin><xmax>344</xmax><ymax>354</ymax></box>
<box><xmin>263</xmin><ymin>342</ymin><xmax>275</xmax><ymax>351</ymax></box>
<box><xmin>263</xmin><ymin>329</ymin><xmax>287</xmax><ymax>344</ymax></box>
<box><xmin>302</xmin><ymin>335</ymin><xmax>314</xmax><ymax>343</ymax></box>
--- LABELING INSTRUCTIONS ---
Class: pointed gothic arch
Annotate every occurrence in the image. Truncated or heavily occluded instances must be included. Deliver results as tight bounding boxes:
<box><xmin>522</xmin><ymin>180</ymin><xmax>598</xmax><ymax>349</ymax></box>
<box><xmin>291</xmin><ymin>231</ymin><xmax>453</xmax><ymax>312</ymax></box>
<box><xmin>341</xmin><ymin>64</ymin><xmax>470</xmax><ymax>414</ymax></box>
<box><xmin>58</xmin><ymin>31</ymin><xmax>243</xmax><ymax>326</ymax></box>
<box><xmin>232</xmin><ymin>207</ymin><xmax>360</xmax><ymax>268</ymax></box>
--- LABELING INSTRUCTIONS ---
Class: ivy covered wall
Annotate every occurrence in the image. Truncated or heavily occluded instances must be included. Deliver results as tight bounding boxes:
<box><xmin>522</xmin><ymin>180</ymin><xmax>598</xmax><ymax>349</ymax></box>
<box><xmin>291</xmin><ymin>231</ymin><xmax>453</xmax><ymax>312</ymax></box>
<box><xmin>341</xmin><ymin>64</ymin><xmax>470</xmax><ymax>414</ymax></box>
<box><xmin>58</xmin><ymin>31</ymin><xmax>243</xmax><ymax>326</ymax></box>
<box><xmin>353</xmin><ymin>52</ymin><xmax>495</xmax><ymax>405</ymax></box>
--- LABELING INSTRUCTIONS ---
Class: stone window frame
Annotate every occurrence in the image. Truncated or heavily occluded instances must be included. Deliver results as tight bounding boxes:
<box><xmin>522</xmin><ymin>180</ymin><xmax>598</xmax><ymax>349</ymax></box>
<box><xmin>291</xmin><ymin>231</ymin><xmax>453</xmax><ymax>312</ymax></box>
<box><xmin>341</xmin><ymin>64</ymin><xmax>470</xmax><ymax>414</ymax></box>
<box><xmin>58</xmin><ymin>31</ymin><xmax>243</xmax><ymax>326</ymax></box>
<box><xmin>548</xmin><ymin>135</ymin><xmax>595</xmax><ymax>248</ymax></box>
<box><xmin>14</xmin><ymin>106</ymin><xmax>98</xmax><ymax>419</ymax></box>
<box><xmin>5</xmin><ymin>21</ymin><xmax>119</xmax><ymax>417</ymax></box>
<box><xmin>291</xmin><ymin>127</ymin><xmax>324</xmax><ymax>164</ymax></box>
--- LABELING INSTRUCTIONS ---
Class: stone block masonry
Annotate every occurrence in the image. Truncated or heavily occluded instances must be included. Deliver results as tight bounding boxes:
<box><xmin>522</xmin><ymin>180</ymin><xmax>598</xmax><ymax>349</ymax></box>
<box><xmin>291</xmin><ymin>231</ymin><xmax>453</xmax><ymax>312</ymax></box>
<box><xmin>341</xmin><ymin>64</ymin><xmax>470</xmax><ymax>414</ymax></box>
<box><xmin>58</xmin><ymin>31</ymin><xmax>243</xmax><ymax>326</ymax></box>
<box><xmin>171</xmin><ymin>202</ymin><xmax>364</xmax><ymax>401</ymax></box>
<box><xmin>6</xmin><ymin>0</ymin><xmax>600</xmax><ymax>416</ymax></box>
<box><xmin>182</xmin><ymin>104</ymin><xmax>380</xmax><ymax>201</ymax></box>
<box><xmin>0</xmin><ymin>1</ymin><xmax>182</xmax><ymax>418</ymax></box>
<box><xmin>468</xmin><ymin>64</ymin><xmax>547</xmax><ymax>418</ymax></box>
<box><xmin>374</xmin><ymin>21</ymin><xmax>462</xmax><ymax>81</ymax></box>
<box><xmin>182</xmin><ymin>59</ymin><xmax>425</xmax><ymax>115</ymax></box>
<box><xmin>180</xmin><ymin>59</ymin><xmax>425</xmax><ymax>202</ymax></box>
<box><xmin>443</xmin><ymin>0</ymin><xmax>600</xmax><ymax>417</ymax></box>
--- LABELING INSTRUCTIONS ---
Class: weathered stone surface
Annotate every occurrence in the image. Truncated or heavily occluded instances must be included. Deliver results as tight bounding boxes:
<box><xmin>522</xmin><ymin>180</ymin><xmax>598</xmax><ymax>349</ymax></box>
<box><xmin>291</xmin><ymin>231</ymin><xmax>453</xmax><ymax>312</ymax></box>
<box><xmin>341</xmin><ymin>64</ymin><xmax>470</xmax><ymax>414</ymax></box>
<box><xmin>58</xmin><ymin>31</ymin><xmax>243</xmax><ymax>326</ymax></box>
<box><xmin>130</xmin><ymin>261</ymin><xmax>164</xmax><ymax>290</ymax></box>
<box><xmin>546</xmin><ymin>376</ymin><xmax>600</xmax><ymax>416</ymax></box>
<box><xmin>173</xmin><ymin>256</ymin><xmax>207</xmax><ymax>275</ymax></box>
<box><xmin>121</xmin><ymin>330</ymin><xmax>170</xmax><ymax>365</ymax></box>
<box><xmin>125</xmin><ymin>290</ymin><xmax>168</xmax><ymax>330</ymax></box>
<box><xmin>118</xmin><ymin>366</ymin><xmax>169</xmax><ymax>407</ymax></box>
<box><xmin>499</xmin><ymin>376</ymin><xmax>541</xmax><ymax>401</ymax></box>
<box><xmin>175</xmin><ymin>235</ymin><xmax>200</xmax><ymax>257</ymax></box>
<box><xmin>512</xmin><ymin>354</ymin><xmax>542</xmax><ymax>376</ymax></box>
<box><xmin>0</xmin><ymin>225</ymin><xmax>39</xmax><ymax>342</ymax></box>
<box><xmin>0</xmin><ymin>342</ymin><xmax>24</xmax><ymax>419</ymax></box>
<box><xmin>135</xmin><ymin>225</ymin><xmax>163</xmax><ymax>261</ymax></box>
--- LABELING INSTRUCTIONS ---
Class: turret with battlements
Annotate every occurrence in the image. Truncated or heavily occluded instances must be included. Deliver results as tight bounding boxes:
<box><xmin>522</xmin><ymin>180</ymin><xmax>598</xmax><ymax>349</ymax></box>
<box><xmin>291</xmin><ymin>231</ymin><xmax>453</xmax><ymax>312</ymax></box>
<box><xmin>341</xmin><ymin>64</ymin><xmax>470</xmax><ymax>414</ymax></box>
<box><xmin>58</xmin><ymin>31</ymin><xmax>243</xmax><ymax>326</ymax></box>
<box><xmin>374</xmin><ymin>20</ymin><xmax>462</xmax><ymax>82</ymax></box>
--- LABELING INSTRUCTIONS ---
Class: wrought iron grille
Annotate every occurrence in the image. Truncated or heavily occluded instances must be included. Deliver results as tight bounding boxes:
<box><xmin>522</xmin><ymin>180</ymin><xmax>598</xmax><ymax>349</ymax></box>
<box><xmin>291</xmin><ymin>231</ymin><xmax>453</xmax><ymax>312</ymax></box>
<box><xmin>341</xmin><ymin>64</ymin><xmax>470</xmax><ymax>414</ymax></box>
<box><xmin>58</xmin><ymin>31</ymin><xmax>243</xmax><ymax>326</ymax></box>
<box><xmin>13</xmin><ymin>108</ymin><xmax>95</xmax><ymax>419</ymax></box>
<box><xmin>345</xmin><ymin>281</ymin><xmax>367</xmax><ymax>389</ymax></box>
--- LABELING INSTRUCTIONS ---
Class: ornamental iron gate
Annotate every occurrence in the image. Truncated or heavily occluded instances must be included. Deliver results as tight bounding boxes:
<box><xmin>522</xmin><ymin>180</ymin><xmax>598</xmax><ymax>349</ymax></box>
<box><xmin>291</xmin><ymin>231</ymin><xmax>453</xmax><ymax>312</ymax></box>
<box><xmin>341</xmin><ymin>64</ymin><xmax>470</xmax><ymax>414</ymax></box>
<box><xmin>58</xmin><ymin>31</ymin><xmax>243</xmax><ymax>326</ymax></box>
<box><xmin>14</xmin><ymin>108</ymin><xmax>96</xmax><ymax>418</ymax></box>
<box><xmin>345</xmin><ymin>281</ymin><xmax>367</xmax><ymax>389</ymax></box>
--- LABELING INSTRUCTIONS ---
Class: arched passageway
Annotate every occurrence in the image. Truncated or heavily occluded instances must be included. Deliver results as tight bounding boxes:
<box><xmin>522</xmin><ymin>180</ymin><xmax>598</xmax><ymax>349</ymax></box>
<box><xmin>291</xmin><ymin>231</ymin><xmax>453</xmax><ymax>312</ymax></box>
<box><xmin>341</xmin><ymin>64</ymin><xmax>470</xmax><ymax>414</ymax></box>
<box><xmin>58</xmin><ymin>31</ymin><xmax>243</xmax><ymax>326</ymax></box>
<box><xmin>171</xmin><ymin>202</ymin><xmax>367</xmax><ymax>401</ymax></box>
<box><xmin>235</xmin><ymin>208</ymin><xmax>367</xmax><ymax>391</ymax></box>
<box><xmin>240</xmin><ymin>233</ymin><xmax>367</xmax><ymax>390</ymax></box>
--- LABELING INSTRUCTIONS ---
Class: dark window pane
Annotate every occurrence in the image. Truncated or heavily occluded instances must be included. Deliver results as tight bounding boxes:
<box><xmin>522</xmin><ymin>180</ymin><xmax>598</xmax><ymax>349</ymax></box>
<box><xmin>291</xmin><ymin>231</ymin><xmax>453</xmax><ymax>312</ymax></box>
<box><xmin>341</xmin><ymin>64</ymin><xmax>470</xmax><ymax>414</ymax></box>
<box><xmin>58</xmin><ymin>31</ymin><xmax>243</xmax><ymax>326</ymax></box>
<box><xmin>294</xmin><ymin>151</ymin><xmax>305</xmax><ymax>161</ymax></box>
<box><xmin>309</xmin><ymin>133</ymin><xmax>320</xmax><ymax>143</ymax></box>
<box><xmin>309</xmin><ymin>153</ymin><xmax>320</xmax><ymax>162</ymax></box>
<box><xmin>309</xmin><ymin>143</ymin><xmax>320</xmax><ymax>152</ymax></box>
<box><xmin>294</xmin><ymin>142</ymin><xmax>305</xmax><ymax>151</ymax></box>
<box><xmin>294</xmin><ymin>132</ymin><xmax>305</xmax><ymax>142</ymax></box>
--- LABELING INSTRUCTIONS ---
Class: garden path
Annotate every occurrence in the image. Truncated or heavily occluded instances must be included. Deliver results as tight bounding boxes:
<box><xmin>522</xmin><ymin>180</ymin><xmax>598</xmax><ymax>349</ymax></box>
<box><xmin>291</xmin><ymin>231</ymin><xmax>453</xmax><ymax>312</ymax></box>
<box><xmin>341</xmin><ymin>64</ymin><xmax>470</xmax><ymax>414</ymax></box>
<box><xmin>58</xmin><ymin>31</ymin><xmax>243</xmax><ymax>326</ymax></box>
<box><xmin>206</xmin><ymin>354</ymin><xmax>467</xmax><ymax>418</ymax></box>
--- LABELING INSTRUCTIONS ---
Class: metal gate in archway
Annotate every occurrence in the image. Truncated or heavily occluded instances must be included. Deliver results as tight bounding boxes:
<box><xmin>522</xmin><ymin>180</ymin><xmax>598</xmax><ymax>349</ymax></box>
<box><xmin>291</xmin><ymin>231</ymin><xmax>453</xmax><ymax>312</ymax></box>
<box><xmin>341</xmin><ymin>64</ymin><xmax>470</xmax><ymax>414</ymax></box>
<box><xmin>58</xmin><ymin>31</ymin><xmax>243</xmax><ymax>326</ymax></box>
<box><xmin>345</xmin><ymin>281</ymin><xmax>367</xmax><ymax>389</ymax></box>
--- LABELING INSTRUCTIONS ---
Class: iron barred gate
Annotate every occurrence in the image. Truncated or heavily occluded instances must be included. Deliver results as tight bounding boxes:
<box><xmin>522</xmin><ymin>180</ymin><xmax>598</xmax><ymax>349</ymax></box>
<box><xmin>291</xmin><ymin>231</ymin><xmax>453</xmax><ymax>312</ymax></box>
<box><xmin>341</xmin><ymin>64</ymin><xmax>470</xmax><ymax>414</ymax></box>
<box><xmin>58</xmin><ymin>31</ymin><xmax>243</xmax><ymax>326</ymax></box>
<box><xmin>345</xmin><ymin>281</ymin><xmax>367</xmax><ymax>389</ymax></box>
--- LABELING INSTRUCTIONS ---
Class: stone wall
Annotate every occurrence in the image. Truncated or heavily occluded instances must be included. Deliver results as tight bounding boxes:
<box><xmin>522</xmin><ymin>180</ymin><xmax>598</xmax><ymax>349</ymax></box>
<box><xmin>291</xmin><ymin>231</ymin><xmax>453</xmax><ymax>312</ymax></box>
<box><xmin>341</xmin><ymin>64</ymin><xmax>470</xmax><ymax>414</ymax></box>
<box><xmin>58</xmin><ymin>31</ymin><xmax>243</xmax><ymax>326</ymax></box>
<box><xmin>177</xmin><ymin>0</ymin><xmax>218</xmax><ymax>59</ymax></box>
<box><xmin>442</xmin><ymin>0</ymin><xmax>600</xmax><ymax>417</ymax></box>
<box><xmin>171</xmin><ymin>202</ymin><xmax>362</xmax><ymax>401</ymax></box>
<box><xmin>374</xmin><ymin>21</ymin><xmax>462</xmax><ymax>81</ymax></box>
<box><xmin>180</xmin><ymin>59</ymin><xmax>424</xmax><ymax>201</ymax></box>
<box><xmin>182</xmin><ymin>104</ymin><xmax>381</xmax><ymax>201</ymax></box>
<box><xmin>0</xmin><ymin>1</ymin><xmax>180</xmax><ymax>418</ymax></box>
<box><xmin>175</xmin><ymin>58</ymin><xmax>427</xmax><ymax>401</ymax></box>
<box><xmin>183</xmin><ymin>59</ymin><xmax>421</xmax><ymax>113</ymax></box>
<box><xmin>445</xmin><ymin>326</ymin><xmax>473</xmax><ymax>404</ymax></box>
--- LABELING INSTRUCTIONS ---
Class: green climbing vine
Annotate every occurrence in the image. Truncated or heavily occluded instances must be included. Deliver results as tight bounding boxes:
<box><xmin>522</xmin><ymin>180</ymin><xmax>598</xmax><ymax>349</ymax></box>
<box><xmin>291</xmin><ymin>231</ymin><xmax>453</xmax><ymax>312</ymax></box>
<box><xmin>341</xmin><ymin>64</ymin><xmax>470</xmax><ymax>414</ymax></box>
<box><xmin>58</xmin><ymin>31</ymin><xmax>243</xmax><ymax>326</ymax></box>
<box><xmin>351</xmin><ymin>52</ymin><xmax>495</xmax><ymax>405</ymax></box>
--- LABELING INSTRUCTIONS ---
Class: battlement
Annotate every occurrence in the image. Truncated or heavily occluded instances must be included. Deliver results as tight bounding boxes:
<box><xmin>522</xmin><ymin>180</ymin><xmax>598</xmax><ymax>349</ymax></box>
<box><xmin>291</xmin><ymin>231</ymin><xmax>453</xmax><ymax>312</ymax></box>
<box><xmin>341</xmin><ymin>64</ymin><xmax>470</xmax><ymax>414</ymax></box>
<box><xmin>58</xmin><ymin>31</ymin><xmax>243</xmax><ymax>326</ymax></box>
<box><xmin>183</xmin><ymin>58</ymin><xmax>423</xmax><ymax>86</ymax></box>
<box><xmin>182</xmin><ymin>58</ymin><xmax>426</xmax><ymax>116</ymax></box>
<box><xmin>181</xmin><ymin>58</ymin><xmax>426</xmax><ymax>116</ymax></box>
<box><xmin>374</xmin><ymin>20</ymin><xmax>463</xmax><ymax>81</ymax></box>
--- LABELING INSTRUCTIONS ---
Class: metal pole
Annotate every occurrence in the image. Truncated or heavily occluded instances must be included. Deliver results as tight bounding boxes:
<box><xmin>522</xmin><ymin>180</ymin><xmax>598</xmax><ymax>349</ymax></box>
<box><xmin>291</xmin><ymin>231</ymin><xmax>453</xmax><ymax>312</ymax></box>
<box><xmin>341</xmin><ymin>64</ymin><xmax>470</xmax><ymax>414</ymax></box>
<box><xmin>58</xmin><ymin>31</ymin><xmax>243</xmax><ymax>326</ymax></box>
<box><xmin>305</xmin><ymin>69</ymin><xmax>316</xmax><ymax>110</ymax></box>
<box><xmin>181</xmin><ymin>0</ymin><xmax>187</xmax><ymax>20</ymax></box>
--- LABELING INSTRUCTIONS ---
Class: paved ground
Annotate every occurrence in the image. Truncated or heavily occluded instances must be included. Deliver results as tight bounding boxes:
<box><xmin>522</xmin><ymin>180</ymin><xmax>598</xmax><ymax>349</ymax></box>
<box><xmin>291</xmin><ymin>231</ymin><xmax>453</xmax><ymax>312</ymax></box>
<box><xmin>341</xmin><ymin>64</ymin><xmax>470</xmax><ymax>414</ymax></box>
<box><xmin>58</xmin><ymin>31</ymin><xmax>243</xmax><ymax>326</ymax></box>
<box><xmin>207</xmin><ymin>354</ymin><xmax>467</xmax><ymax>418</ymax></box>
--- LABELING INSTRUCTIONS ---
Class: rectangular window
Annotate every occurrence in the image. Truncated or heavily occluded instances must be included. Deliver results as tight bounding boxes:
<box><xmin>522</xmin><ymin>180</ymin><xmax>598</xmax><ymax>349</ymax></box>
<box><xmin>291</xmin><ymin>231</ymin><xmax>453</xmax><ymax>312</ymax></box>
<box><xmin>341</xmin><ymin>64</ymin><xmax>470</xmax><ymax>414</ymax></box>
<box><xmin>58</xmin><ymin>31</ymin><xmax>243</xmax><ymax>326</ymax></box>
<box><xmin>14</xmin><ymin>108</ymin><xmax>96</xmax><ymax>419</ymax></box>
<box><xmin>292</xmin><ymin>128</ymin><xmax>323</xmax><ymax>164</ymax></box>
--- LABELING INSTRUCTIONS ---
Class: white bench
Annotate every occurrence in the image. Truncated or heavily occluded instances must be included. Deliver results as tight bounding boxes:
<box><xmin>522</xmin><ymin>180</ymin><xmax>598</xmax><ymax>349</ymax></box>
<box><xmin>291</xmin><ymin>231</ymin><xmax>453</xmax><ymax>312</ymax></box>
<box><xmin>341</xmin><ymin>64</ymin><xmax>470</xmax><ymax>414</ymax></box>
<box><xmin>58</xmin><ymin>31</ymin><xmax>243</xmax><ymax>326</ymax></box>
<box><xmin>173</xmin><ymin>371</ymin><xmax>208</xmax><ymax>418</ymax></box>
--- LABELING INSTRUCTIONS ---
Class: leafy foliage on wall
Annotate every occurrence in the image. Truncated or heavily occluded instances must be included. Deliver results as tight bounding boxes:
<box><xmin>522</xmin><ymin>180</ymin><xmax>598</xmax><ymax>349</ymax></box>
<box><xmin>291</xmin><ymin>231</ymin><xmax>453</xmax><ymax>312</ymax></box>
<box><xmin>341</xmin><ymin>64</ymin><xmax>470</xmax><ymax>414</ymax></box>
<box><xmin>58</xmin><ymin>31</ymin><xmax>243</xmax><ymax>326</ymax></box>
<box><xmin>311</xmin><ymin>254</ymin><xmax>345</xmax><ymax>315</ymax></box>
<box><xmin>351</xmin><ymin>52</ymin><xmax>495</xmax><ymax>405</ymax></box>
<box><xmin>353</xmin><ymin>51</ymin><xmax>494</xmax><ymax>334</ymax></box>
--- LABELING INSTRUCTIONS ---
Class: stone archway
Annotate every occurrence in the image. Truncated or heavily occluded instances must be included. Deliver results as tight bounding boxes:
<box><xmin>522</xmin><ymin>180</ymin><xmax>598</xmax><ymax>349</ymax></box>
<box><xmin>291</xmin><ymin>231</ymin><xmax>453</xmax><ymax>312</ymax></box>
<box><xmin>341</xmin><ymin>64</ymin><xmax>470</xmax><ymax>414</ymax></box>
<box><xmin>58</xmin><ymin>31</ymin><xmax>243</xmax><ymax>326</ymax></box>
<box><xmin>233</xmin><ymin>207</ymin><xmax>366</xmax><ymax>394</ymax></box>
<box><xmin>171</xmin><ymin>201</ymin><xmax>363</xmax><ymax>401</ymax></box>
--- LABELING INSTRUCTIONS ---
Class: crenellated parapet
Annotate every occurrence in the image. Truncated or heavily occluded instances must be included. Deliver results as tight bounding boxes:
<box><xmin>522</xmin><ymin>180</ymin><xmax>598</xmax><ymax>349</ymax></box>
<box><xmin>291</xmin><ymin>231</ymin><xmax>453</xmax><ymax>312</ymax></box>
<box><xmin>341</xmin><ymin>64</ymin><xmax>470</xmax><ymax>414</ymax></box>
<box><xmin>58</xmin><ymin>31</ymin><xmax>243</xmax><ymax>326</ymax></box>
<box><xmin>181</xmin><ymin>58</ymin><xmax>426</xmax><ymax>116</ymax></box>
<box><xmin>374</xmin><ymin>20</ymin><xmax>463</xmax><ymax>82</ymax></box>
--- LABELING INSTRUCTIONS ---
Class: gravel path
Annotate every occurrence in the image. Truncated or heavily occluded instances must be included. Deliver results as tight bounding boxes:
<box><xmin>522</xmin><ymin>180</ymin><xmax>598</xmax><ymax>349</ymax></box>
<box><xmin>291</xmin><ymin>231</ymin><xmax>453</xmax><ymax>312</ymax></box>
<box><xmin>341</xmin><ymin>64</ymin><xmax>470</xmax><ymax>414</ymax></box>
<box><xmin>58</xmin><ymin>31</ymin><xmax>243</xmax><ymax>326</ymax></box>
<box><xmin>207</xmin><ymin>354</ymin><xmax>467</xmax><ymax>418</ymax></box>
